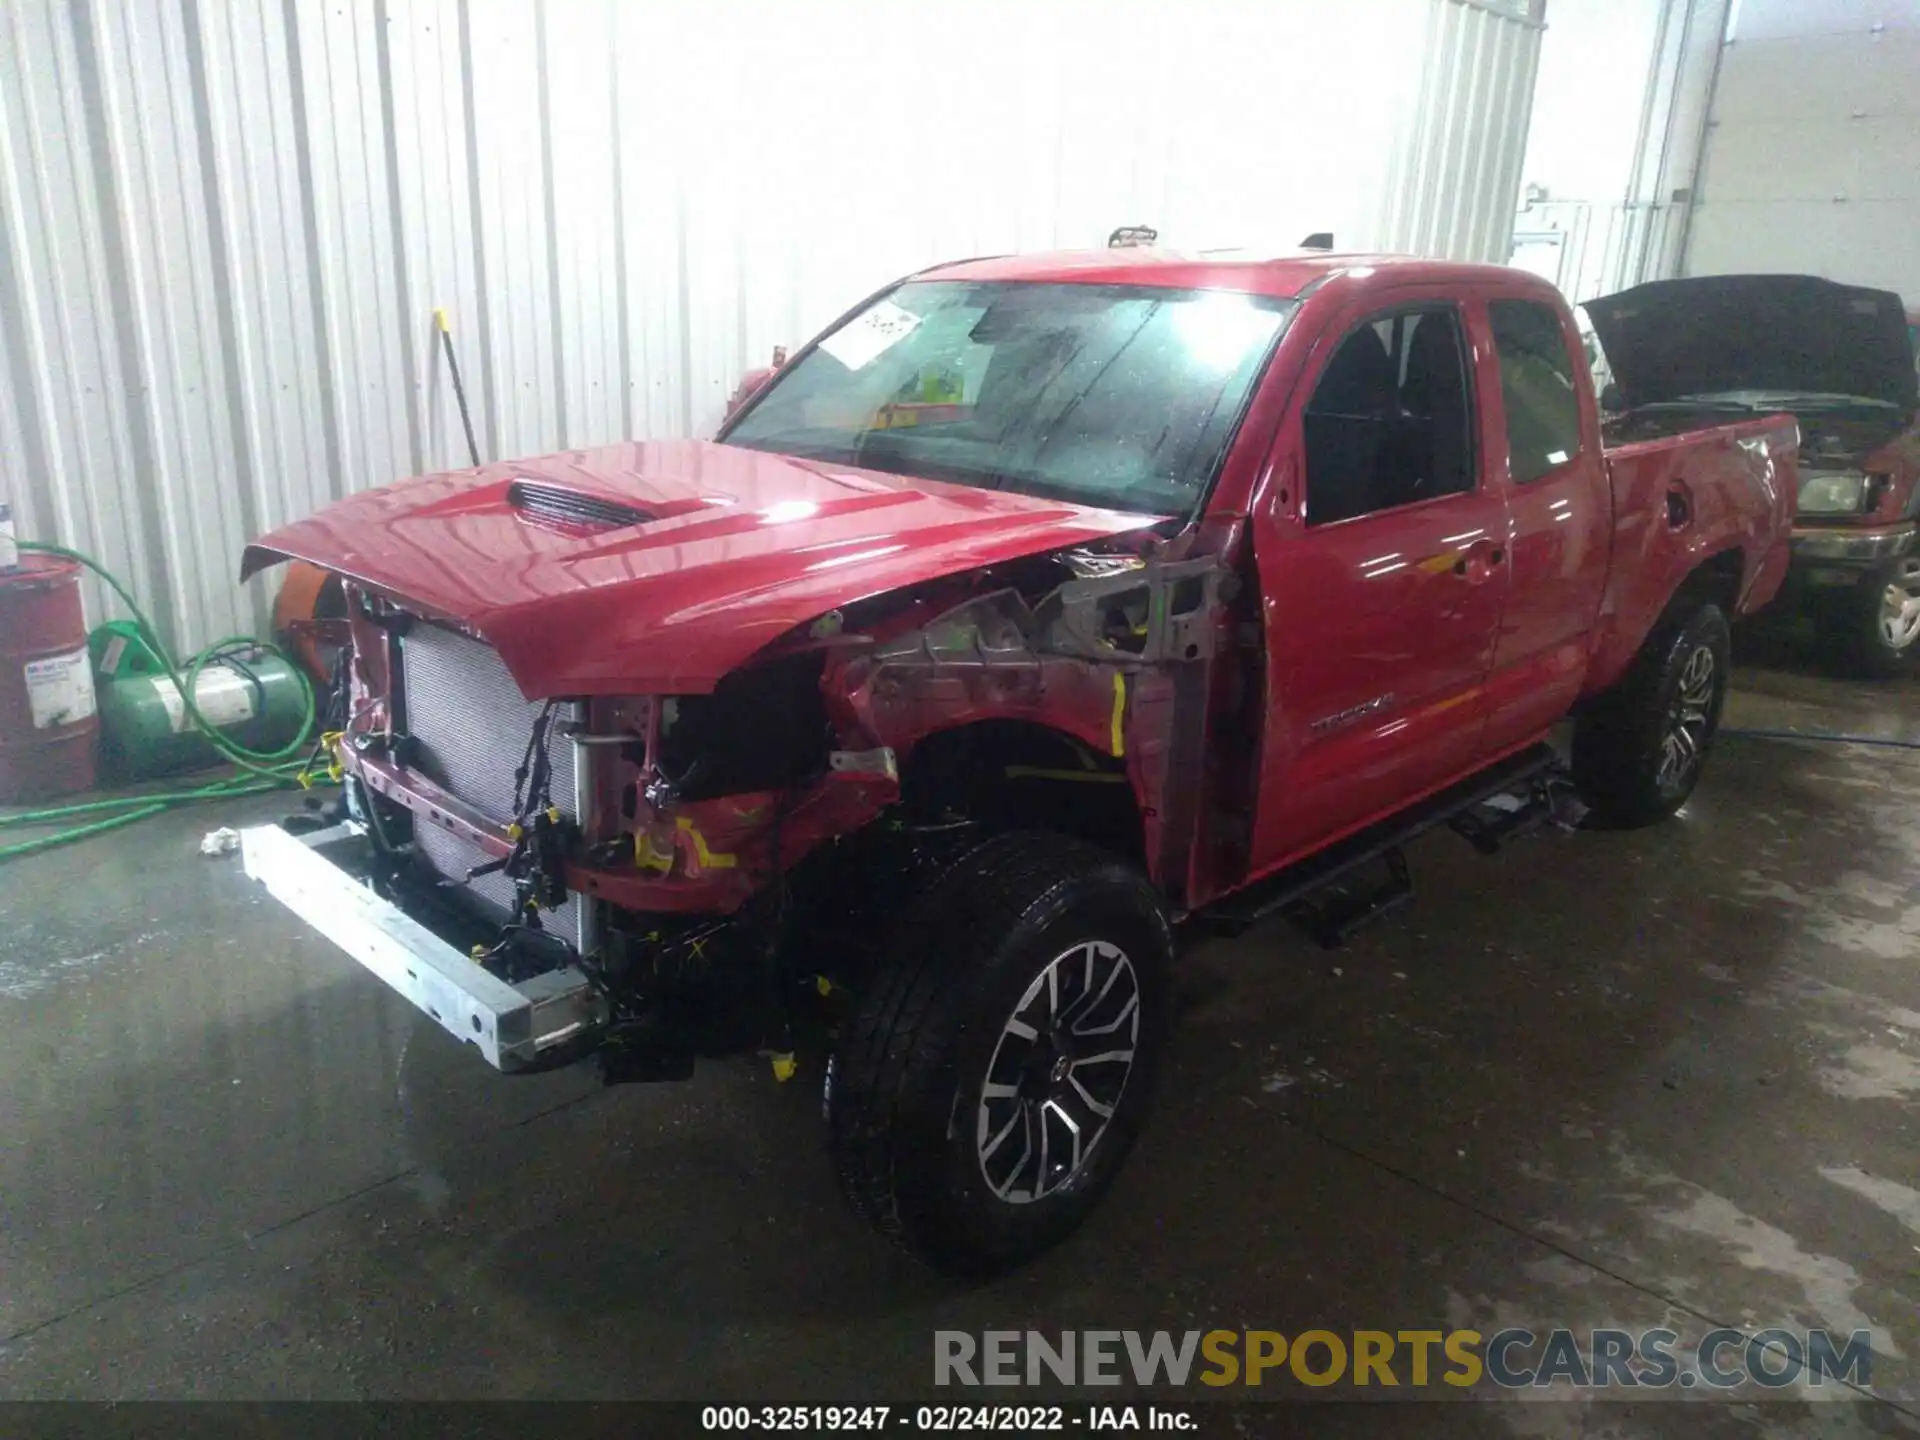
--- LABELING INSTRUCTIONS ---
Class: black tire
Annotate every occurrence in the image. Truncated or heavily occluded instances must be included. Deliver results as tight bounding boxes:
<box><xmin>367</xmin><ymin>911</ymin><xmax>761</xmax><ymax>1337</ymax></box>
<box><xmin>1572</xmin><ymin>600</ymin><xmax>1730</xmax><ymax>828</ymax></box>
<box><xmin>1818</xmin><ymin>556</ymin><xmax>1920</xmax><ymax>679</ymax></box>
<box><xmin>827</xmin><ymin>831</ymin><xmax>1172</xmax><ymax>1275</ymax></box>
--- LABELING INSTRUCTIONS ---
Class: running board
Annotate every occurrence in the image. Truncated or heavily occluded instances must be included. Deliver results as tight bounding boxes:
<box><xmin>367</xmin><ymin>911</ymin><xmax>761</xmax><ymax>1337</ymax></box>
<box><xmin>1282</xmin><ymin>847</ymin><xmax>1414</xmax><ymax>948</ymax></box>
<box><xmin>1447</xmin><ymin>769</ymin><xmax>1586</xmax><ymax>854</ymax></box>
<box><xmin>1202</xmin><ymin>743</ymin><xmax>1565</xmax><ymax>944</ymax></box>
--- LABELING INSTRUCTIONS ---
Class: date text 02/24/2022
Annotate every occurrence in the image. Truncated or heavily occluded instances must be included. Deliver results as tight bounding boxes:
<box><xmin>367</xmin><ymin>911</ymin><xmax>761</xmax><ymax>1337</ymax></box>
<box><xmin>700</xmin><ymin>1405</ymin><xmax>1197</xmax><ymax>1432</ymax></box>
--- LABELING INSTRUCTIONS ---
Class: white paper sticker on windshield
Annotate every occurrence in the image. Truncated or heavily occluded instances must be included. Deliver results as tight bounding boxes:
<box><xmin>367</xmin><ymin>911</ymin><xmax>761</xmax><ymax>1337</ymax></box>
<box><xmin>817</xmin><ymin>300</ymin><xmax>922</xmax><ymax>370</ymax></box>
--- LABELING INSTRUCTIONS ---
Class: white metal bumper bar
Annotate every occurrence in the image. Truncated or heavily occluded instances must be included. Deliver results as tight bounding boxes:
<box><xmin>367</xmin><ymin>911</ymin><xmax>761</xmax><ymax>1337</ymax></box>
<box><xmin>240</xmin><ymin>823</ymin><xmax>601</xmax><ymax>1072</ymax></box>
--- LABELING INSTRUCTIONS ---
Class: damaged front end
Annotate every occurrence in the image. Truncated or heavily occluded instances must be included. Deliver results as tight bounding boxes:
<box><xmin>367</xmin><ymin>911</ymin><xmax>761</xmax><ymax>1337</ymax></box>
<box><xmin>244</xmin><ymin>532</ymin><xmax>1246</xmax><ymax>1082</ymax></box>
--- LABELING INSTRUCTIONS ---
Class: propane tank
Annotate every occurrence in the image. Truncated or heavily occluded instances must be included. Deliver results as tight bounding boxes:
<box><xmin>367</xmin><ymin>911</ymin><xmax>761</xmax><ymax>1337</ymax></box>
<box><xmin>94</xmin><ymin>631</ymin><xmax>308</xmax><ymax>782</ymax></box>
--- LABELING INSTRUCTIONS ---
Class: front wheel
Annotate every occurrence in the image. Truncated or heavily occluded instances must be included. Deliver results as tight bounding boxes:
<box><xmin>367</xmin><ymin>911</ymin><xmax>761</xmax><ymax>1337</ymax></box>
<box><xmin>826</xmin><ymin>832</ymin><xmax>1172</xmax><ymax>1275</ymax></box>
<box><xmin>1820</xmin><ymin>555</ymin><xmax>1920</xmax><ymax>678</ymax></box>
<box><xmin>1572</xmin><ymin>600</ymin><xmax>1730</xmax><ymax>828</ymax></box>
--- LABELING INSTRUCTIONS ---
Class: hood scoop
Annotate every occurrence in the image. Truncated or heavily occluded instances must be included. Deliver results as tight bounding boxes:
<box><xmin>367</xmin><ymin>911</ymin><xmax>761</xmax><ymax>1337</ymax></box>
<box><xmin>508</xmin><ymin>479</ymin><xmax>655</xmax><ymax>531</ymax></box>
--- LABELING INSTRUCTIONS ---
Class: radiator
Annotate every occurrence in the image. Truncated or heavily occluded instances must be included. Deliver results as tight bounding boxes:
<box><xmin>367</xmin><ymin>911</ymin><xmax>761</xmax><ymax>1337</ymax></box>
<box><xmin>398</xmin><ymin>624</ymin><xmax>586</xmax><ymax>949</ymax></box>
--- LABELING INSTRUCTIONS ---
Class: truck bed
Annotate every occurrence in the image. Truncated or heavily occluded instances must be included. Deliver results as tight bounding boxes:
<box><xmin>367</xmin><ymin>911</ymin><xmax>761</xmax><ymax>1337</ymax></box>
<box><xmin>1585</xmin><ymin>414</ymin><xmax>1799</xmax><ymax>697</ymax></box>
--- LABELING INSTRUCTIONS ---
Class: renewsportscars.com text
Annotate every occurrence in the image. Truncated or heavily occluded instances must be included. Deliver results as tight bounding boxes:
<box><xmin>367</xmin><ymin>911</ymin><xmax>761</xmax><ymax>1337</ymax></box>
<box><xmin>935</xmin><ymin>1328</ymin><xmax>1874</xmax><ymax>1391</ymax></box>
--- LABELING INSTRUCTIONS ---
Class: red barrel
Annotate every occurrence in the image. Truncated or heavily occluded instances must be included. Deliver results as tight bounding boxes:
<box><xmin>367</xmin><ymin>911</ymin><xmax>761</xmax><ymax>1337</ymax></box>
<box><xmin>0</xmin><ymin>555</ymin><xmax>99</xmax><ymax>803</ymax></box>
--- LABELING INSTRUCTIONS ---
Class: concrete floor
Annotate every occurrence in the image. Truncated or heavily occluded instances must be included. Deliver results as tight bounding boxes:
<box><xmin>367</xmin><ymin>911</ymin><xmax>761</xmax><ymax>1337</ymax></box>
<box><xmin>2</xmin><ymin>641</ymin><xmax>1917</xmax><ymax>1438</ymax></box>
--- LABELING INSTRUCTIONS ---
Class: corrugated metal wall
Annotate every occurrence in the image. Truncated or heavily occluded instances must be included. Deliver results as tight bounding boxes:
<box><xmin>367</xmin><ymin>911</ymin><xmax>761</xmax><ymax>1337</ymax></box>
<box><xmin>1378</xmin><ymin>0</ymin><xmax>1545</xmax><ymax>262</ymax></box>
<box><xmin>0</xmin><ymin>0</ymin><xmax>1543</xmax><ymax>654</ymax></box>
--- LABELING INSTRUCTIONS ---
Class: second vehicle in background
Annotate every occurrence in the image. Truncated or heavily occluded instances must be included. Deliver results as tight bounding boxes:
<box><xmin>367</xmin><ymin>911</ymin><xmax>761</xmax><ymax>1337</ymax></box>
<box><xmin>1588</xmin><ymin>275</ymin><xmax>1920</xmax><ymax>676</ymax></box>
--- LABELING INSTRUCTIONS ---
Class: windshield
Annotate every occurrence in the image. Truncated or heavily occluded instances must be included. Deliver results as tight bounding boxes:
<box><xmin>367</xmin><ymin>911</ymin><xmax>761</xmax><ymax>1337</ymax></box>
<box><xmin>723</xmin><ymin>281</ymin><xmax>1295</xmax><ymax>515</ymax></box>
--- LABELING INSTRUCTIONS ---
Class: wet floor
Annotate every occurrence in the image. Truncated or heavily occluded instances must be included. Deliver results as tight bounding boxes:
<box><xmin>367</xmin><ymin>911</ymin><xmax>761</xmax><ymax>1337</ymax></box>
<box><xmin>1</xmin><ymin>644</ymin><xmax>1917</xmax><ymax>1438</ymax></box>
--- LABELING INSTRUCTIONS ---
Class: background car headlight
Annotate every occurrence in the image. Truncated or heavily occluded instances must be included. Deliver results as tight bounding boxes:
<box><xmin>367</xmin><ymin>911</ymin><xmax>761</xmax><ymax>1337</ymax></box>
<box><xmin>1797</xmin><ymin>470</ymin><xmax>1870</xmax><ymax>515</ymax></box>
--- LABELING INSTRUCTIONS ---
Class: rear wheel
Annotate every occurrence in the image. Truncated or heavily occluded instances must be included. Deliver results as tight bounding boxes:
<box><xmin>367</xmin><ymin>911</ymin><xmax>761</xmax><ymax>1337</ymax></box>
<box><xmin>1572</xmin><ymin>600</ymin><xmax>1730</xmax><ymax>828</ymax></box>
<box><xmin>826</xmin><ymin>832</ymin><xmax>1172</xmax><ymax>1275</ymax></box>
<box><xmin>1820</xmin><ymin>556</ymin><xmax>1920</xmax><ymax>678</ymax></box>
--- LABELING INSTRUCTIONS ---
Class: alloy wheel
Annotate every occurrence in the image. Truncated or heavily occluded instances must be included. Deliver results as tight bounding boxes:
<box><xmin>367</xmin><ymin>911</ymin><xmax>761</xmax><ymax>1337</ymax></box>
<box><xmin>976</xmin><ymin>939</ymin><xmax>1141</xmax><ymax>1205</ymax></box>
<box><xmin>1657</xmin><ymin>644</ymin><xmax>1717</xmax><ymax>793</ymax></box>
<box><xmin>1878</xmin><ymin>557</ymin><xmax>1920</xmax><ymax>652</ymax></box>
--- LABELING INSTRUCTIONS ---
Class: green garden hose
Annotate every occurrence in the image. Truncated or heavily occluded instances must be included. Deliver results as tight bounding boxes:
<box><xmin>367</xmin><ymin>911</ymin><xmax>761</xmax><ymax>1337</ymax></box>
<box><xmin>0</xmin><ymin>776</ymin><xmax>291</xmax><ymax>861</ymax></box>
<box><xmin>3</xmin><ymin>541</ymin><xmax>332</xmax><ymax>861</ymax></box>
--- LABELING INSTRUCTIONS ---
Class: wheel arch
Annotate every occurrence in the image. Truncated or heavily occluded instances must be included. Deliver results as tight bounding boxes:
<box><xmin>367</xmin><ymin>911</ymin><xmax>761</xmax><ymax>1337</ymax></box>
<box><xmin>1586</xmin><ymin>544</ymin><xmax>1747</xmax><ymax>699</ymax></box>
<box><xmin>1673</xmin><ymin>545</ymin><xmax>1746</xmax><ymax>617</ymax></box>
<box><xmin>897</xmin><ymin>718</ymin><xmax>1148</xmax><ymax>868</ymax></box>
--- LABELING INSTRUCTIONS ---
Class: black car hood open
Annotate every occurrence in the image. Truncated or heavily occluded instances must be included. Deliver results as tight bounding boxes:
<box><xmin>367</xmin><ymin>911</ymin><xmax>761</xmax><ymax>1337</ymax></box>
<box><xmin>1586</xmin><ymin>275</ymin><xmax>1919</xmax><ymax>411</ymax></box>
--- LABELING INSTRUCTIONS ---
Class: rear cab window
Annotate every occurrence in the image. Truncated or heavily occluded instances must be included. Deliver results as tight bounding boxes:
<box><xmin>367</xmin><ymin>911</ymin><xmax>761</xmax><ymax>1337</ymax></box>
<box><xmin>1489</xmin><ymin>298</ymin><xmax>1583</xmax><ymax>484</ymax></box>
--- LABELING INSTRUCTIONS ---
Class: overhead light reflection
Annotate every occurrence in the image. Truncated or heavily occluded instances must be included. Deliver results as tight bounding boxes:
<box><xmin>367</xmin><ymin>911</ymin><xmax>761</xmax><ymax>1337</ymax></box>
<box><xmin>1360</xmin><ymin>551</ymin><xmax>1407</xmax><ymax>579</ymax></box>
<box><xmin>1172</xmin><ymin>293</ymin><xmax>1274</xmax><ymax>370</ymax></box>
<box><xmin>806</xmin><ymin>543</ymin><xmax>905</xmax><ymax>572</ymax></box>
<box><xmin>762</xmin><ymin>499</ymin><xmax>820</xmax><ymax>524</ymax></box>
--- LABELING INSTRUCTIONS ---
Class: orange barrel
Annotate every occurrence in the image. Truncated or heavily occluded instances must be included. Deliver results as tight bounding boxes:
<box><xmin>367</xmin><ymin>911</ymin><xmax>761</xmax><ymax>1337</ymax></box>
<box><xmin>0</xmin><ymin>554</ymin><xmax>100</xmax><ymax>803</ymax></box>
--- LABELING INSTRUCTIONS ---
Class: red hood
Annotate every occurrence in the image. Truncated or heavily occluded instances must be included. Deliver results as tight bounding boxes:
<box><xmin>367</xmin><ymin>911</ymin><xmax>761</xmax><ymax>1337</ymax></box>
<box><xmin>242</xmin><ymin>439</ymin><xmax>1161</xmax><ymax>695</ymax></box>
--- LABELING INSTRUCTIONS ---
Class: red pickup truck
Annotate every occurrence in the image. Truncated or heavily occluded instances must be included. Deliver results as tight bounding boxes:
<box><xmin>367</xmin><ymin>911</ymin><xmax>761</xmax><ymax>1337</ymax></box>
<box><xmin>240</xmin><ymin>249</ymin><xmax>1795</xmax><ymax>1273</ymax></box>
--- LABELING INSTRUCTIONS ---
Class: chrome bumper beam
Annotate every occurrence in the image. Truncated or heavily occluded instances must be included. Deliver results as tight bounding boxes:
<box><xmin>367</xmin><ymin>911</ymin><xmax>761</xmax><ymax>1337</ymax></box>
<box><xmin>241</xmin><ymin>823</ymin><xmax>602</xmax><ymax>1072</ymax></box>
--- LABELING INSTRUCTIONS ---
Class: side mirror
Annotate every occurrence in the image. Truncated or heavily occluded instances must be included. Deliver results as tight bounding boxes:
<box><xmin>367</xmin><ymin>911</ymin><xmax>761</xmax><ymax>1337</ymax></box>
<box><xmin>1599</xmin><ymin>383</ymin><xmax>1624</xmax><ymax>413</ymax></box>
<box><xmin>724</xmin><ymin>369</ymin><xmax>773</xmax><ymax>421</ymax></box>
<box><xmin>724</xmin><ymin>348</ymin><xmax>788</xmax><ymax>422</ymax></box>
